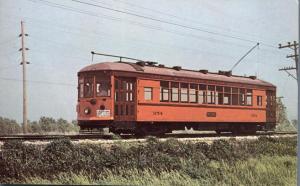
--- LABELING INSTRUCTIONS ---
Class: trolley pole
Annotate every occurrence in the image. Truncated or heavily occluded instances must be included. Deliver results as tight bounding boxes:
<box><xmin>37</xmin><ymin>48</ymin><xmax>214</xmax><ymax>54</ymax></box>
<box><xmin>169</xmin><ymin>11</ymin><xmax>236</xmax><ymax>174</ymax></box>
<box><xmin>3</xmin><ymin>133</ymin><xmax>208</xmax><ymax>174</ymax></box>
<box><xmin>19</xmin><ymin>21</ymin><xmax>29</xmax><ymax>134</ymax></box>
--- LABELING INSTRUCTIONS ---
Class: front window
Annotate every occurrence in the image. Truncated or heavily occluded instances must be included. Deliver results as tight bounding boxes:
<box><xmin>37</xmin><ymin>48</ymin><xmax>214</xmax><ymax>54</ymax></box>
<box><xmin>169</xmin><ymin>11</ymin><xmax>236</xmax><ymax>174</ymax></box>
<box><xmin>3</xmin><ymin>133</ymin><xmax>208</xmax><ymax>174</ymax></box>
<box><xmin>79</xmin><ymin>74</ymin><xmax>112</xmax><ymax>98</ymax></box>
<box><xmin>84</xmin><ymin>77</ymin><xmax>94</xmax><ymax>98</ymax></box>
<box><xmin>96</xmin><ymin>76</ymin><xmax>111</xmax><ymax>97</ymax></box>
<box><xmin>96</xmin><ymin>81</ymin><xmax>111</xmax><ymax>97</ymax></box>
<box><xmin>79</xmin><ymin>84</ymin><xmax>84</xmax><ymax>98</ymax></box>
<box><xmin>79</xmin><ymin>77</ymin><xmax>84</xmax><ymax>98</ymax></box>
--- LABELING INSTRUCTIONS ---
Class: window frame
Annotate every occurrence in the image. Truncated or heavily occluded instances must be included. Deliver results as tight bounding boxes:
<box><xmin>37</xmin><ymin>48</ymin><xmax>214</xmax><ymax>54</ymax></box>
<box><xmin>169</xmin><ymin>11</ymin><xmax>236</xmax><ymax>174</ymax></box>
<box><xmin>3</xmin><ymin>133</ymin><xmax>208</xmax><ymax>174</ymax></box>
<box><xmin>216</xmin><ymin>86</ymin><xmax>223</xmax><ymax>105</ymax></box>
<box><xmin>180</xmin><ymin>83</ymin><xmax>189</xmax><ymax>103</ymax></box>
<box><xmin>83</xmin><ymin>76</ymin><xmax>94</xmax><ymax>98</ymax></box>
<box><xmin>223</xmin><ymin>87</ymin><xmax>231</xmax><ymax>105</ymax></box>
<box><xmin>160</xmin><ymin>81</ymin><xmax>170</xmax><ymax>102</ymax></box>
<box><xmin>171</xmin><ymin>82</ymin><xmax>179</xmax><ymax>102</ymax></box>
<box><xmin>232</xmin><ymin>87</ymin><xmax>239</xmax><ymax>105</ymax></box>
<box><xmin>207</xmin><ymin>85</ymin><xmax>216</xmax><ymax>104</ymax></box>
<box><xmin>96</xmin><ymin>80</ymin><xmax>111</xmax><ymax>97</ymax></box>
<box><xmin>257</xmin><ymin>95</ymin><xmax>263</xmax><ymax>106</ymax></box>
<box><xmin>239</xmin><ymin>88</ymin><xmax>246</xmax><ymax>106</ymax></box>
<box><xmin>144</xmin><ymin>87</ymin><xmax>153</xmax><ymax>101</ymax></box>
<box><xmin>198</xmin><ymin>84</ymin><xmax>207</xmax><ymax>104</ymax></box>
<box><xmin>189</xmin><ymin>84</ymin><xmax>198</xmax><ymax>103</ymax></box>
<box><xmin>246</xmin><ymin>89</ymin><xmax>253</xmax><ymax>106</ymax></box>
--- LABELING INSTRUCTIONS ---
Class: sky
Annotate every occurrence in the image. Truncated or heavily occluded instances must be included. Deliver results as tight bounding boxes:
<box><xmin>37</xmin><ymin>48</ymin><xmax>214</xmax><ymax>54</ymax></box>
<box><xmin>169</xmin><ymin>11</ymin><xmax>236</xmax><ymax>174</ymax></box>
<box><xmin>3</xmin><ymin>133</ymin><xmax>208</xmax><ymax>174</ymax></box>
<box><xmin>0</xmin><ymin>0</ymin><xmax>298</xmax><ymax>122</ymax></box>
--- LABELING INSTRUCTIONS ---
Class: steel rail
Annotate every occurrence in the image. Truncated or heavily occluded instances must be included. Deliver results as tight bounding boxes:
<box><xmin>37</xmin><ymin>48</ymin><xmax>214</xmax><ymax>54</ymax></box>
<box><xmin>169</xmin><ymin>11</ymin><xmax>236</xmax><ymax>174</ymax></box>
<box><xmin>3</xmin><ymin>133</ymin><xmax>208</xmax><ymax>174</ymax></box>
<box><xmin>0</xmin><ymin>131</ymin><xmax>296</xmax><ymax>141</ymax></box>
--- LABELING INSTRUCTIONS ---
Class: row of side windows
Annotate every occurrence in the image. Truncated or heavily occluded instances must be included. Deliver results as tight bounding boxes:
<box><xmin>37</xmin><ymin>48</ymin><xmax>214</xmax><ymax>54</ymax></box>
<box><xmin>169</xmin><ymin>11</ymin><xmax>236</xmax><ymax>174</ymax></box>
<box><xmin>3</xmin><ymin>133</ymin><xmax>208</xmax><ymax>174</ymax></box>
<box><xmin>143</xmin><ymin>81</ymin><xmax>264</xmax><ymax>106</ymax></box>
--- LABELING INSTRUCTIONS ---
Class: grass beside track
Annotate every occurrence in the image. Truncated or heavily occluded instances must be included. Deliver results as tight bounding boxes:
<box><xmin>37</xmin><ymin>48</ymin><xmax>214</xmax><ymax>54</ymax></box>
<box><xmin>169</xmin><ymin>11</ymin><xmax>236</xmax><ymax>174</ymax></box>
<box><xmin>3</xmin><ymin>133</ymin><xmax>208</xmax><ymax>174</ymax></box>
<box><xmin>1</xmin><ymin>136</ymin><xmax>296</xmax><ymax>185</ymax></box>
<box><xmin>24</xmin><ymin>156</ymin><xmax>296</xmax><ymax>185</ymax></box>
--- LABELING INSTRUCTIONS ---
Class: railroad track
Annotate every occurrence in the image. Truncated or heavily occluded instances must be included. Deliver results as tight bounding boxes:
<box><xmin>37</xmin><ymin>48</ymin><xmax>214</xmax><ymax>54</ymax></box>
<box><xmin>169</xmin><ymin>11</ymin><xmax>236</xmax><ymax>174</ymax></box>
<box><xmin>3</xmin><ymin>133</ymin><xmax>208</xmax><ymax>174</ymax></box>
<box><xmin>0</xmin><ymin>131</ymin><xmax>297</xmax><ymax>141</ymax></box>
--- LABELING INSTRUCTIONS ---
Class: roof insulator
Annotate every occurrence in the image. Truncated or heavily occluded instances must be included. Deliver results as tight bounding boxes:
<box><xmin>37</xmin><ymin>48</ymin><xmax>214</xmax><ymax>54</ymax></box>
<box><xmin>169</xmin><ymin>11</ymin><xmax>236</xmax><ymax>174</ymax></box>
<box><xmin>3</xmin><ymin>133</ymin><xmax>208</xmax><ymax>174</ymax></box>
<box><xmin>225</xmin><ymin>71</ymin><xmax>232</xmax><ymax>77</ymax></box>
<box><xmin>218</xmin><ymin>70</ymin><xmax>226</xmax><ymax>75</ymax></box>
<box><xmin>158</xmin><ymin>64</ymin><xmax>165</xmax><ymax>68</ymax></box>
<box><xmin>249</xmin><ymin>75</ymin><xmax>257</xmax><ymax>80</ymax></box>
<box><xmin>173</xmin><ymin>66</ymin><xmax>182</xmax><ymax>71</ymax></box>
<box><xmin>136</xmin><ymin>61</ymin><xmax>145</xmax><ymax>66</ymax></box>
<box><xmin>199</xmin><ymin>69</ymin><xmax>208</xmax><ymax>74</ymax></box>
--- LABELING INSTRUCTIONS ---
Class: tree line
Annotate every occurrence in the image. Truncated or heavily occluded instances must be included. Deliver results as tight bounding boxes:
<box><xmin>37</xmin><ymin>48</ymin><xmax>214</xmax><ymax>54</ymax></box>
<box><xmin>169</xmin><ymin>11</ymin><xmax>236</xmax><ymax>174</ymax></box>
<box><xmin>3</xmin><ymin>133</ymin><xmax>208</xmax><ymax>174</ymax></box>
<box><xmin>0</xmin><ymin>116</ymin><xmax>79</xmax><ymax>134</ymax></box>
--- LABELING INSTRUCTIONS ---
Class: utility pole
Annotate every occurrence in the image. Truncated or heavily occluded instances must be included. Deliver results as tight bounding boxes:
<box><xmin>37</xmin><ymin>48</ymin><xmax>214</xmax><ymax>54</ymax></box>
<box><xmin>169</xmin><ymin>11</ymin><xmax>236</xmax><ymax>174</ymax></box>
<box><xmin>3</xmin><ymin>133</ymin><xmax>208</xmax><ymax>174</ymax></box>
<box><xmin>278</xmin><ymin>41</ymin><xmax>299</xmax><ymax>79</ymax></box>
<box><xmin>278</xmin><ymin>40</ymin><xmax>300</xmax><ymax>185</ymax></box>
<box><xmin>19</xmin><ymin>21</ymin><xmax>29</xmax><ymax>134</ymax></box>
<box><xmin>297</xmin><ymin>2</ymin><xmax>300</xmax><ymax>186</ymax></box>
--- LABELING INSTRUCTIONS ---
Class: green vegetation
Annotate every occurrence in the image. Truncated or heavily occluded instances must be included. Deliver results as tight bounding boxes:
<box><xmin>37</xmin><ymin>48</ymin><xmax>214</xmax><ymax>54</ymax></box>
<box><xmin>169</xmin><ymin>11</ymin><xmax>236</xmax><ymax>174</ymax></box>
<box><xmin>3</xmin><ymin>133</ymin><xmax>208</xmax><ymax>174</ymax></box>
<box><xmin>0</xmin><ymin>116</ymin><xmax>79</xmax><ymax>134</ymax></box>
<box><xmin>0</xmin><ymin>137</ymin><xmax>296</xmax><ymax>185</ymax></box>
<box><xmin>0</xmin><ymin>117</ymin><xmax>22</xmax><ymax>134</ymax></box>
<box><xmin>276</xmin><ymin>99</ymin><xmax>296</xmax><ymax>131</ymax></box>
<box><xmin>23</xmin><ymin>156</ymin><xmax>296</xmax><ymax>186</ymax></box>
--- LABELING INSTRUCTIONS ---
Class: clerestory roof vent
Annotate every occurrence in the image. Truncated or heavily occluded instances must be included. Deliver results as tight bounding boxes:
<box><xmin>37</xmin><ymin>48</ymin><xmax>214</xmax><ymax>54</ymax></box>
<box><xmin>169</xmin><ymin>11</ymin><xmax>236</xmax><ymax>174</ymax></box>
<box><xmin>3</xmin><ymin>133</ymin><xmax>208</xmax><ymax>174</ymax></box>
<box><xmin>173</xmin><ymin>66</ymin><xmax>182</xmax><ymax>71</ymax></box>
<box><xmin>218</xmin><ymin>70</ymin><xmax>232</xmax><ymax>77</ymax></box>
<box><xmin>199</xmin><ymin>69</ymin><xmax>208</xmax><ymax>74</ymax></box>
<box><xmin>136</xmin><ymin>61</ymin><xmax>145</xmax><ymax>66</ymax></box>
<box><xmin>136</xmin><ymin>61</ymin><xmax>158</xmax><ymax>67</ymax></box>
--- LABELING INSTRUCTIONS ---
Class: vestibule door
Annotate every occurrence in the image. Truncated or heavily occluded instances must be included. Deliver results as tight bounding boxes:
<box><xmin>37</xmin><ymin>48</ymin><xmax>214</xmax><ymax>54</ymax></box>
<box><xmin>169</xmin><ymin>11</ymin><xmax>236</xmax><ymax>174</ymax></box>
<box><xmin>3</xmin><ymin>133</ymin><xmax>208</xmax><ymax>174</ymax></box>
<box><xmin>114</xmin><ymin>77</ymin><xmax>136</xmax><ymax>121</ymax></box>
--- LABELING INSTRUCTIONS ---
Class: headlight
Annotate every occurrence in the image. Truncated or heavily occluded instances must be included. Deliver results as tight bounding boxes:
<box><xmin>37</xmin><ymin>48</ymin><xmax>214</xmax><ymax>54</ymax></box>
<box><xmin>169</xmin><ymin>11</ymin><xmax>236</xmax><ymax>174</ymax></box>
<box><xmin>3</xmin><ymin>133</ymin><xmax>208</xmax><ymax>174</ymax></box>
<box><xmin>84</xmin><ymin>108</ymin><xmax>91</xmax><ymax>115</ymax></box>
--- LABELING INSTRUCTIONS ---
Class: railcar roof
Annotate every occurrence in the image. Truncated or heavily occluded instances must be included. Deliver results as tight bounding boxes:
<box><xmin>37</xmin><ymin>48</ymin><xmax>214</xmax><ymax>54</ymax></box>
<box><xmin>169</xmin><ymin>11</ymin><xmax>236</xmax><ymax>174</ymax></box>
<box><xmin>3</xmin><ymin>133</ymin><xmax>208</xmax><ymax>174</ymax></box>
<box><xmin>79</xmin><ymin>62</ymin><xmax>275</xmax><ymax>87</ymax></box>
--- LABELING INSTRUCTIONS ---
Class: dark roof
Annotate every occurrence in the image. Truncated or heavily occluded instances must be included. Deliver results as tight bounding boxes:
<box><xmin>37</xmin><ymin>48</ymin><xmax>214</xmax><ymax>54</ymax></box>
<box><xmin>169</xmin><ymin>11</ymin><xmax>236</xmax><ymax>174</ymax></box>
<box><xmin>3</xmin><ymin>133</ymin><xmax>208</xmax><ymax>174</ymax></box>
<box><xmin>79</xmin><ymin>62</ymin><xmax>275</xmax><ymax>87</ymax></box>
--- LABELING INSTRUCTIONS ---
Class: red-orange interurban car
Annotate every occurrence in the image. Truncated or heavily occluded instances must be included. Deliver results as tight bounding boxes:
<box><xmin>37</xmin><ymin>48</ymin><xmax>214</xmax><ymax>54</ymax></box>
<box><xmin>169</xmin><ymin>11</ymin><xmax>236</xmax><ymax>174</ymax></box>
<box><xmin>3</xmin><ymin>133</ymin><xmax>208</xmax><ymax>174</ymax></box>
<box><xmin>77</xmin><ymin>61</ymin><xmax>276</xmax><ymax>135</ymax></box>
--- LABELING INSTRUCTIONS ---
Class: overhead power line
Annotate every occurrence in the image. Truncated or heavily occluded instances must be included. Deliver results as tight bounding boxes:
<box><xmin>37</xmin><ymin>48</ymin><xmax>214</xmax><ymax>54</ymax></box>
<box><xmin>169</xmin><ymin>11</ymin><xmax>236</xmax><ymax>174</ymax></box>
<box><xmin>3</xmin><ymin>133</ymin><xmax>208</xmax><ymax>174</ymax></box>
<box><xmin>30</xmin><ymin>0</ymin><xmax>280</xmax><ymax>51</ymax></box>
<box><xmin>27</xmin><ymin>0</ymin><xmax>259</xmax><ymax>50</ymax></box>
<box><xmin>280</xmin><ymin>69</ymin><xmax>297</xmax><ymax>80</ymax></box>
<box><xmin>0</xmin><ymin>77</ymin><xmax>76</xmax><ymax>86</ymax></box>
<box><xmin>101</xmin><ymin>0</ymin><xmax>267</xmax><ymax>40</ymax></box>
<box><xmin>70</xmin><ymin>0</ymin><xmax>261</xmax><ymax>44</ymax></box>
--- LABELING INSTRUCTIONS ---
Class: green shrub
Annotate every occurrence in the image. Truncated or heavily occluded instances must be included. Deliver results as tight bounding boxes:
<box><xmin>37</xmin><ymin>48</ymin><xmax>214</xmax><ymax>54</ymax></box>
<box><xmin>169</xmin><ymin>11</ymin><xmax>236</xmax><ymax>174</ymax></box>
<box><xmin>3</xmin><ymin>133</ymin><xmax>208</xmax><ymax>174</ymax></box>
<box><xmin>206</xmin><ymin>140</ymin><xmax>241</xmax><ymax>162</ymax></box>
<box><xmin>41</xmin><ymin>138</ymin><xmax>77</xmax><ymax>176</ymax></box>
<box><xmin>0</xmin><ymin>136</ymin><xmax>296</xmax><ymax>183</ymax></box>
<box><xmin>0</xmin><ymin>140</ymin><xmax>41</xmax><ymax>180</ymax></box>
